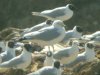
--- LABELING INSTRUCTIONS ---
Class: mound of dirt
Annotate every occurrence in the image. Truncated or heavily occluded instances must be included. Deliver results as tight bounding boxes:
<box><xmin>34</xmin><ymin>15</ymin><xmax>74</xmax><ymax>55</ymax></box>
<box><xmin>73</xmin><ymin>60</ymin><xmax>100</xmax><ymax>75</ymax></box>
<box><xmin>0</xmin><ymin>27</ymin><xmax>22</xmax><ymax>40</ymax></box>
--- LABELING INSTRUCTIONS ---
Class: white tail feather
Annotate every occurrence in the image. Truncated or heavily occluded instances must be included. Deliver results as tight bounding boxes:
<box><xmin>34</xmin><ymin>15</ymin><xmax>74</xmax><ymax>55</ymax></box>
<box><xmin>32</xmin><ymin>12</ymin><xmax>41</xmax><ymax>16</ymax></box>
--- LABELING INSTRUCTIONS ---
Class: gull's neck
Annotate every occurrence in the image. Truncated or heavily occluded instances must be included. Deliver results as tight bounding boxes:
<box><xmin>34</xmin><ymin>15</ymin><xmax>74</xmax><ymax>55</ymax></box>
<box><xmin>5</xmin><ymin>45</ymin><xmax>15</xmax><ymax>57</ymax></box>
<box><xmin>85</xmin><ymin>47</ymin><xmax>95</xmax><ymax>54</ymax></box>
<box><xmin>85</xmin><ymin>47</ymin><xmax>95</xmax><ymax>60</ymax></box>
<box><xmin>72</xmin><ymin>44</ymin><xmax>78</xmax><ymax>48</ymax></box>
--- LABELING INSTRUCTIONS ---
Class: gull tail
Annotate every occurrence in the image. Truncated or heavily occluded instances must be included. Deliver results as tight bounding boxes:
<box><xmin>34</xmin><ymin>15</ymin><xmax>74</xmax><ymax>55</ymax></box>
<box><xmin>32</xmin><ymin>12</ymin><xmax>41</xmax><ymax>16</ymax></box>
<box><xmin>32</xmin><ymin>12</ymin><xmax>47</xmax><ymax>18</ymax></box>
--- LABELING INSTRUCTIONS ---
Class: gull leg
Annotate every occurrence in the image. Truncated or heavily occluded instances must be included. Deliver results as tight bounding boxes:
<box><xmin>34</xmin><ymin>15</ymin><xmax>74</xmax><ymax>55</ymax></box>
<box><xmin>48</xmin><ymin>46</ymin><xmax>51</xmax><ymax>51</ymax></box>
<box><xmin>52</xmin><ymin>45</ymin><xmax>55</xmax><ymax>52</ymax></box>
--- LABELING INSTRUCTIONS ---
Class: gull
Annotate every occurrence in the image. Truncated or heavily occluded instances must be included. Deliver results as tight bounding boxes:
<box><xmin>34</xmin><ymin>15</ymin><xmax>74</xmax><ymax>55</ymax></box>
<box><xmin>27</xmin><ymin>61</ymin><xmax>62</xmax><ymax>75</ymax></box>
<box><xmin>82</xmin><ymin>31</ymin><xmax>100</xmax><ymax>40</ymax></box>
<box><xmin>53</xmin><ymin>40</ymin><xmax>79</xmax><ymax>64</ymax></box>
<box><xmin>18</xmin><ymin>20</ymin><xmax>66</xmax><ymax>51</ymax></box>
<box><xmin>0</xmin><ymin>43</ymin><xmax>42</xmax><ymax>70</ymax></box>
<box><xmin>44</xmin><ymin>51</ymin><xmax>55</xmax><ymax>66</ymax></box>
<box><xmin>21</xmin><ymin>20</ymin><xmax>53</xmax><ymax>36</ymax></box>
<box><xmin>32</xmin><ymin>4</ymin><xmax>75</xmax><ymax>21</ymax></box>
<box><xmin>59</xmin><ymin>26</ymin><xmax>83</xmax><ymax>45</ymax></box>
<box><xmin>0</xmin><ymin>40</ymin><xmax>18</xmax><ymax>63</ymax></box>
<box><xmin>81</xmin><ymin>31</ymin><xmax>100</xmax><ymax>45</ymax></box>
<box><xmin>65</xmin><ymin>42</ymin><xmax>96</xmax><ymax>68</ymax></box>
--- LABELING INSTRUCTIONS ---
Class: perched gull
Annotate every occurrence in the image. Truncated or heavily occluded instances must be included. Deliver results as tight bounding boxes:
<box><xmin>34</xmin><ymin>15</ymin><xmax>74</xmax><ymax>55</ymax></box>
<box><xmin>53</xmin><ymin>40</ymin><xmax>79</xmax><ymax>64</ymax></box>
<box><xmin>65</xmin><ymin>42</ymin><xmax>96</xmax><ymax>68</ymax></box>
<box><xmin>0</xmin><ymin>43</ymin><xmax>41</xmax><ymax>70</ymax></box>
<box><xmin>59</xmin><ymin>26</ymin><xmax>83</xmax><ymax>45</ymax></box>
<box><xmin>0</xmin><ymin>41</ymin><xmax>18</xmax><ymax>63</ymax></box>
<box><xmin>21</xmin><ymin>20</ymin><xmax>53</xmax><ymax>36</ymax></box>
<box><xmin>82</xmin><ymin>31</ymin><xmax>100</xmax><ymax>40</ymax></box>
<box><xmin>81</xmin><ymin>31</ymin><xmax>100</xmax><ymax>45</ymax></box>
<box><xmin>18</xmin><ymin>20</ymin><xmax>66</xmax><ymax>51</ymax></box>
<box><xmin>27</xmin><ymin>61</ymin><xmax>62</xmax><ymax>75</ymax></box>
<box><xmin>32</xmin><ymin>4</ymin><xmax>75</xmax><ymax>21</ymax></box>
<box><xmin>44</xmin><ymin>51</ymin><xmax>55</xmax><ymax>66</ymax></box>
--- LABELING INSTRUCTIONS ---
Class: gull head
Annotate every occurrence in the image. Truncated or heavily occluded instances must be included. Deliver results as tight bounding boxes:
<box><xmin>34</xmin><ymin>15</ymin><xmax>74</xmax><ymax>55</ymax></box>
<box><xmin>86</xmin><ymin>42</ymin><xmax>95</xmax><ymax>49</ymax></box>
<box><xmin>46</xmin><ymin>51</ymin><xmax>53</xmax><ymax>57</ymax></box>
<box><xmin>8</xmin><ymin>41</ymin><xmax>17</xmax><ymax>48</ymax></box>
<box><xmin>73</xmin><ymin>26</ymin><xmax>83</xmax><ymax>33</ymax></box>
<box><xmin>54</xmin><ymin>61</ymin><xmax>60</xmax><ymax>69</ymax></box>
<box><xmin>24</xmin><ymin>44</ymin><xmax>43</xmax><ymax>53</ymax></box>
<box><xmin>53</xmin><ymin>20</ymin><xmax>65</xmax><ymax>27</ymax></box>
<box><xmin>24</xmin><ymin>44</ymin><xmax>35</xmax><ymax>53</ymax></box>
<box><xmin>46</xmin><ymin>20</ymin><xmax>53</xmax><ymax>25</ymax></box>
<box><xmin>76</xmin><ymin>26</ymin><xmax>83</xmax><ymax>33</ymax></box>
<box><xmin>67</xmin><ymin>4</ymin><xmax>76</xmax><ymax>11</ymax></box>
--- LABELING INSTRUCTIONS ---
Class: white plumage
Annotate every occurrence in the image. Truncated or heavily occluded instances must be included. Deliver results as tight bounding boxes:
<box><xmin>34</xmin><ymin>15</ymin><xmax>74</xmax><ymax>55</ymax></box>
<box><xmin>21</xmin><ymin>20</ymin><xmax>53</xmax><ymax>36</ymax></box>
<box><xmin>44</xmin><ymin>51</ymin><xmax>55</xmax><ymax>66</ymax></box>
<box><xmin>65</xmin><ymin>42</ymin><xmax>96</xmax><ymax>68</ymax></box>
<box><xmin>19</xmin><ymin>20</ymin><xmax>66</xmax><ymax>48</ymax></box>
<box><xmin>60</xmin><ymin>26</ymin><xmax>83</xmax><ymax>45</ymax></box>
<box><xmin>53</xmin><ymin>40</ymin><xmax>79</xmax><ymax>64</ymax></box>
<box><xmin>0</xmin><ymin>43</ymin><xmax>34</xmax><ymax>70</ymax></box>
<box><xmin>32</xmin><ymin>4</ymin><xmax>75</xmax><ymax>21</ymax></box>
<box><xmin>27</xmin><ymin>61</ymin><xmax>62</xmax><ymax>75</ymax></box>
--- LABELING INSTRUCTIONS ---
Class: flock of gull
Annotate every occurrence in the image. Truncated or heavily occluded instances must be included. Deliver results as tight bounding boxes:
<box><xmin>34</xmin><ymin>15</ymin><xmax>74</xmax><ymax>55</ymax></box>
<box><xmin>0</xmin><ymin>4</ymin><xmax>99</xmax><ymax>75</ymax></box>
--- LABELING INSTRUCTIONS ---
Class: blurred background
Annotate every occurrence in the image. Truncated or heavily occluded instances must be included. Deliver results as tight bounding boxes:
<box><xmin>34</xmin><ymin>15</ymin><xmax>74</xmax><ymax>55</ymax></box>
<box><xmin>0</xmin><ymin>0</ymin><xmax>100</xmax><ymax>32</ymax></box>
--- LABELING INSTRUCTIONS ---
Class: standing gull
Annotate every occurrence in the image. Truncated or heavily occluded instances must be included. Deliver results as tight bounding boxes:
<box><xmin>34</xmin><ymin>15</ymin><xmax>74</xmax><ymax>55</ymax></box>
<box><xmin>18</xmin><ymin>20</ymin><xmax>66</xmax><ymax>51</ymax></box>
<box><xmin>53</xmin><ymin>40</ymin><xmax>79</xmax><ymax>64</ymax></box>
<box><xmin>21</xmin><ymin>20</ymin><xmax>53</xmax><ymax>36</ymax></box>
<box><xmin>32</xmin><ymin>4</ymin><xmax>75</xmax><ymax>21</ymax></box>
<box><xmin>27</xmin><ymin>61</ymin><xmax>62</xmax><ymax>75</ymax></box>
<box><xmin>0</xmin><ymin>43</ymin><xmax>41</xmax><ymax>70</ymax></box>
<box><xmin>60</xmin><ymin>26</ymin><xmax>83</xmax><ymax>45</ymax></box>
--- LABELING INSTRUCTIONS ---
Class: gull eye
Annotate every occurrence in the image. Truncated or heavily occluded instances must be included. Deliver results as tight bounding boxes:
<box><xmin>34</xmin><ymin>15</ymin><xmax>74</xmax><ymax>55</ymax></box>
<box><xmin>68</xmin><ymin>4</ymin><xmax>76</xmax><ymax>11</ymax></box>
